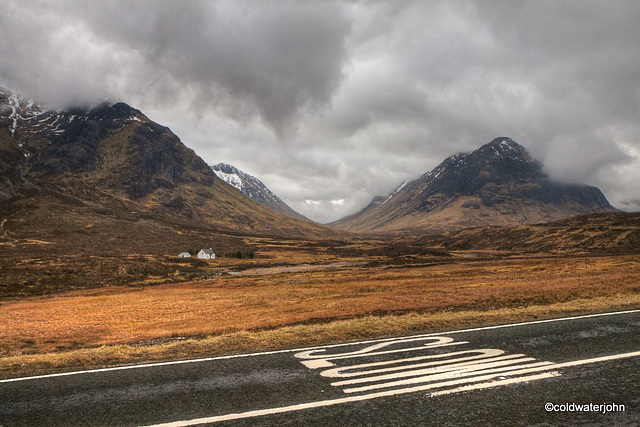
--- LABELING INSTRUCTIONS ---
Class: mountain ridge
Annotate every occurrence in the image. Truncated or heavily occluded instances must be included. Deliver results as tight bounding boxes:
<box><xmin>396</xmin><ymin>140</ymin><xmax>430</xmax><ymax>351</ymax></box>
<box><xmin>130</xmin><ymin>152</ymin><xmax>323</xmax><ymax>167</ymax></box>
<box><xmin>330</xmin><ymin>137</ymin><xmax>617</xmax><ymax>235</ymax></box>
<box><xmin>211</xmin><ymin>163</ymin><xmax>310</xmax><ymax>222</ymax></box>
<box><xmin>0</xmin><ymin>87</ymin><xmax>335</xmax><ymax>251</ymax></box>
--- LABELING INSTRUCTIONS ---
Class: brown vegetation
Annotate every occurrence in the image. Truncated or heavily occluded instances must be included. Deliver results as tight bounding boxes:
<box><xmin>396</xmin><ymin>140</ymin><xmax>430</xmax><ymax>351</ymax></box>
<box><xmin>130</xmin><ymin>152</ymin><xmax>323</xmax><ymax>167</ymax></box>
<box><xmin>1</xmin><ymin>212</ymin><xmax>639</xmax><ymax>378</ymax></box>
<box><xmin>1</xmin><ymin>254</ymin><xmax>638</xmax><ymax>378</ymax></box>
<box><xmin>416</xmin><ymin>212</ymin><xmax>640</xmax><ymax>254</ymax></box>
<box><xmin>2</xmin><ymin>293</ymin><xmax>638</xmax><ymax>379</ymax></box>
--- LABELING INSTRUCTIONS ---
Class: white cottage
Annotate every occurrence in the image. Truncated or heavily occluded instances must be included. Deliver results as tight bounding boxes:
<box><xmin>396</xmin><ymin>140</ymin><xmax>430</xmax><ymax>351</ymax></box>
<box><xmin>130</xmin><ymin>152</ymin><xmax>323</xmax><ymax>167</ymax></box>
<box><xmin>197</xmin><ymin>248</ymin><xmax>215</xmax><ymax>259</ymax></box>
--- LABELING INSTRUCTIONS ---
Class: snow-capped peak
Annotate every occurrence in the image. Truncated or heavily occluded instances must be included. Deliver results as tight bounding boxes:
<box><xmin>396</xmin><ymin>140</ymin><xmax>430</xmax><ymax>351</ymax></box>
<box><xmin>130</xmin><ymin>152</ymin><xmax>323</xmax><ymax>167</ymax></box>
<box><xmin>481</xmin><ymin>137</ymin><xmax>528</xmax><ymax>160</ymax></box>
<box><xmin>211</xmin><ymin>163</ymin><xmax>245</xmax><ymax>191</ymax></box>
<box><xmin>210</xmin><ymin>162</ymin><xmax>309</xmax><ymax>221</ymax></box>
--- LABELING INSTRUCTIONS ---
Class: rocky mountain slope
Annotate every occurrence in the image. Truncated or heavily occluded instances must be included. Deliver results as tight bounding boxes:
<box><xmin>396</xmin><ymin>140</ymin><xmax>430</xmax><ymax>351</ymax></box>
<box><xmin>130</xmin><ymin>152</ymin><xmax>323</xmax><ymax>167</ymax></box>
<box><xmin>331</xmin><ymin>137</ymin><xmax>618</xmax><ymax>235</ymax></box>
<box><xmin>211</xmin><ymin>163</ymin><xmax>310</xmax><ymax>221</ymax></box>
<box><xmin>0</xmin><ymin>87</ymin><xmax>334</xmax><ymax>257</ymax></box>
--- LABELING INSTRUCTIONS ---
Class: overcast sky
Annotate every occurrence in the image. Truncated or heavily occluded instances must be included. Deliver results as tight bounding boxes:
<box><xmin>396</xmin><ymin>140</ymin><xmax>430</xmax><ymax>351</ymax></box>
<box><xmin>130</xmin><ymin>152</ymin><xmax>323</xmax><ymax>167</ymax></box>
<box><xmin>2</xmin><ymin>0</ymin><xmax>639</xmax><ymax>222</ymax></box>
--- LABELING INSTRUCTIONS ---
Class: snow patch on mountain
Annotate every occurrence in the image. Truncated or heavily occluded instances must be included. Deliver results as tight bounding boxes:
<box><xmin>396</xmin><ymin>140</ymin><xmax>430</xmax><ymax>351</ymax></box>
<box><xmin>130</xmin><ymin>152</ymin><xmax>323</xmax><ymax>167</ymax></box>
<box><xmin>211</xmin><ymin>163</ymin><xmax>309</xmax><ymax>221</ymax></box>
<box><xmin>1</xmin><ymin>87</ymin><xmax>148</xmax><ymax>151</ymax></box>
<box><xmin>8</xmin><ymin>93</ymin><xmax>19</xmax><ymax>138</ymax></box>
<box><xmin>379</xmin><ymin>180</ymin><xmax>407</xmax><ymax>208</ymax></box>
<box><xmin>213</xmin><ymin>168</ymin><xmax>245</xmax><ymax>191</ymax></box>
<box><xmin>211</xmin><ymin>163</ymin><xmax>278</xmax><ymax>204</ymax></box>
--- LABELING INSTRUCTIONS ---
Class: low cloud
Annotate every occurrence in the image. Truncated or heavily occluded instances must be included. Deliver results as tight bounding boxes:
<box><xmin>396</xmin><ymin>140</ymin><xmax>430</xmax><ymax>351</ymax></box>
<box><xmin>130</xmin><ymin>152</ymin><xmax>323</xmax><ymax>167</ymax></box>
<box><xmin>2</xmin><ymin>0</ymin><xmax>640</xmax><ymax>221</ymax></box>
<box><xmin>0</xmin><ymin>0</ymin><xmax>351</xmax><ymax>136</ymax></box>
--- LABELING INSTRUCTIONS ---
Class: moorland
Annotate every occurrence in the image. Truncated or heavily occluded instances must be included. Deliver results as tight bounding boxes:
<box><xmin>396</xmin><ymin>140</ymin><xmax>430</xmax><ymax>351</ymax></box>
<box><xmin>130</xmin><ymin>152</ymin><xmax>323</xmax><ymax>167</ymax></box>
<box><xmin>1</xmin><ymin>212</ymin><xmax>639</xmax><ymax>379</ymax></box>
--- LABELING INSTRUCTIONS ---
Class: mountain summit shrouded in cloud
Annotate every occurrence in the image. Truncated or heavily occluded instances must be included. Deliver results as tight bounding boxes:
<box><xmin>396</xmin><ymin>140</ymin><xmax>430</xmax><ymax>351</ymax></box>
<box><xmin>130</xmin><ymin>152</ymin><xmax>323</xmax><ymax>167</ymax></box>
<box><xmin>0</xmin><ymin>0</ymin><xmax>351</xmax><ymax>137</ymax></box>
<box><xmin>1</xmin><ymin>1</ymin><xmax>639</xmax><ymax>222</ymax></box>
<box><xmin>331</xmin><ymin>138</ymin><xmax>618</xmax><ymax>234</ymax></box>
<box><xmin>0</xmin><ymin>86</ymin><xmax>331</xmax><ymax>241</ymax></box>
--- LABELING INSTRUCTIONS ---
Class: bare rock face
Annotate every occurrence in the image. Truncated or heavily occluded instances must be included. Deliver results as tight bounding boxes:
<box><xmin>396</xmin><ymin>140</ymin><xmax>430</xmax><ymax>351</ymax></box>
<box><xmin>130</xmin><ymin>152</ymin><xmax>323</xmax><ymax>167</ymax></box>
<box><xmin>331</xmin><ymin>137</ymin><xmax>617</xmax><ymax>235</ymax></box>
<box><xmin>0</xmin><ymin>90</ymin><xmax>212</xmax><ymax>200</ymax></box>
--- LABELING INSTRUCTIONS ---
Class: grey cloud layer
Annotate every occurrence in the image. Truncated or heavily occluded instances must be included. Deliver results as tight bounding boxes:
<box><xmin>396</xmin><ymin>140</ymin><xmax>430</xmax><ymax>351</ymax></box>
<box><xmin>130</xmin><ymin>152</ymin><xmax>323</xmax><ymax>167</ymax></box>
<box><xmin>1</xmin><ymin>0</ymin><xmax>639</xmax><ymax>222</ymax></box>
<box><xmin>1</xmin><ymin>0</ymin><xmax>351</xmax><ymax>135</ymax></box>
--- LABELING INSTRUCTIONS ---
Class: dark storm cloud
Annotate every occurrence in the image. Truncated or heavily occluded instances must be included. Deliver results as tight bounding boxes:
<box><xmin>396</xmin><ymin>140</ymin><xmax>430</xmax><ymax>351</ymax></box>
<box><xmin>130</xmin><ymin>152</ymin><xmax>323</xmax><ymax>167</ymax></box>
<box><xmin>296</xmin><ymin>0</ymin><xmax>640</xmax><ymax>219</ymax></box>
<box><xmin>1</xmin><ymin>1</ymin><xmax>639</xmax><ymax>222</ymax></box>
<box><xmin>0</xmin><ymin>0</ymin><xmax>351</xmax><ymax>135</ymax></box>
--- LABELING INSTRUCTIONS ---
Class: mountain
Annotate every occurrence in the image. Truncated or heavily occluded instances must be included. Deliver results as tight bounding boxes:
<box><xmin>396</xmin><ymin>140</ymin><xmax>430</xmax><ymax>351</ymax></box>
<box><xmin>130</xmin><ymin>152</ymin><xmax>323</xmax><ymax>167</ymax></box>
<box><xmin>0</xmin><ymin>87</ymin><xmax>334</xmax><ymax>257</ymax></box>
<box><xmin>331</xmin><ymin>137</ymin><xmax>618</xmax><ymax>235</ymax></box>
<box><xmin>211</xmin><ymin>163</ymin><xmax>310</xmax><ymax>221</ymax></box>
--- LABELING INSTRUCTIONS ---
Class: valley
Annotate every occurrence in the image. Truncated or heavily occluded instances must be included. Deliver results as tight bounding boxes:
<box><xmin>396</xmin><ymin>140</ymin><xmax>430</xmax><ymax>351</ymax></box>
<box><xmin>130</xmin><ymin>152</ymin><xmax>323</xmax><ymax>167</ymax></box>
<box><xmin>1</xmin><ymin>231</ymin><xmax>639</xmax><ymax>379</ymax></box>
<box><xmin>1</xmin><ymin>87</ymin><xmax>638</xmax><ymax>381</ymax></box>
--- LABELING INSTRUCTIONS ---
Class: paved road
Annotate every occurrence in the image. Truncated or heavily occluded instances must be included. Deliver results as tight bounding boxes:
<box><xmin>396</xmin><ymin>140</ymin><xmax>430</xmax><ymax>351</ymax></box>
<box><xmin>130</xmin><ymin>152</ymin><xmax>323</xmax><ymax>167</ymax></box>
<box><xmin>1</xmin><ymin>310</ymin><xmax>638</xmax><ymax>426</ymax></box>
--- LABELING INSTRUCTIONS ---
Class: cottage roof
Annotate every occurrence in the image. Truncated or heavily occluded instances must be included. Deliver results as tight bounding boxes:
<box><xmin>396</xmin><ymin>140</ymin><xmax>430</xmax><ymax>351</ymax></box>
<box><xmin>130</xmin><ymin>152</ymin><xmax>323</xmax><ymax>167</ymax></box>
<box><xmin>200</xmin><ymin>248</ymin><xmax>215</xmax><ymax>254</ymax></box>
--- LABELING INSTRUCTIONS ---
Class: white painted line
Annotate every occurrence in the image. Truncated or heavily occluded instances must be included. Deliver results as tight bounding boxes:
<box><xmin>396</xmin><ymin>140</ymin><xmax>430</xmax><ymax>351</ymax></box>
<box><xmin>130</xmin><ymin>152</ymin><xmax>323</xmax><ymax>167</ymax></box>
<box><xmin>2</xmin><ymin>308</ymin><xmax>638</xmax><ymax>383</ymax></box>
<box><xmin>428</xmin><ymin>371</ymin><xmax>563</xmax><ymax>397</ymax></box>
<box><xmin>294</xmin><ymin>336</ymin><xmax>458</xmax><ymax>360</ymax></box>
<box><xmin>300</xmin><ymin>359</ymin><xmax>335</xmax><ymax>369</ymax></box>
<box><xmin>540</xmin><ymin>350</ymin><xmax>640</xmax><ymax>370</ymax></box>
<box><xmin>141</xmin><ymin>351</ymin><xmax>640</xmax><ymax>427</ymax></box>
<box><xmin>330</xmin><ymin>355</ymin><xmax>540</xmax><ymax>387</ymax></box>
<box><xmin>344</xmin><ymin>350</ymin><xmax>640</xmax><ymax>394</ymax></box>
<box><xmin>295</xmin><ymin>341</ymin><xmax>468</xmax><ymax>366</ymax></box>
<box><xmin>342</xmin><ymin>360</ymin><xmax>554</xmax><ymax>393</ymax></box>
<box><xmin>320</xmin><ymin>349</ymin><xmax>508</xmax><ymax>378</ymax></box>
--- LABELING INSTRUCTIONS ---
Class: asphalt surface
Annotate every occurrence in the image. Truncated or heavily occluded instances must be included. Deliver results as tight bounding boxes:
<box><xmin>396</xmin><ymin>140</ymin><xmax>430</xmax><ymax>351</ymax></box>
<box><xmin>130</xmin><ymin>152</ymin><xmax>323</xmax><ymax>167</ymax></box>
<box><xmin>1</xmin><ymin>310</ymin><xmax>638</xmax><ymax>426</ymax></box>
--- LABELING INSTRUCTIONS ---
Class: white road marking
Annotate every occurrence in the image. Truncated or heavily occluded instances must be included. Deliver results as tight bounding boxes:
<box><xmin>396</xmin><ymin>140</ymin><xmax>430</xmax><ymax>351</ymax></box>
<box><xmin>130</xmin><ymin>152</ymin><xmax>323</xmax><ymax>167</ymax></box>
<box><xmin>428</xmin><ymin>371</ymin><xmax>563</xmax><ymax>397</ymax></box>
<box><xmin>141</xmin><ymin>351</ymin><xmax>640</xmax><ymax>427</ymax></box>
<box><xmin>318</xmin><ymin>349</ymin><xmax>507</xmax><ymax>378</ymax></box>
<box><xmin>341</xmin><ymin>360</ymin><xmax>555</xmax><ymax>394</ymax></box>
<box><xmin>295</xmin><ymin>334</ymin><xmax>557</xmax><ymax>394</ymax></box>
<box><xmin>300</xmin><ymin>359</ymin><xmax>335</xmax><ymax>369</ymax></box>
<box><xmin>330</xmin><ymin>356</ymin><xmax>541</xmax><ymax>386</ymax></box>
<box><xmin>295</xmin><ymin>336</ymin><xmax>457</xmax><ymax>360</ymax></box>
<box><xmin>295</xmin><ymin>339</ymin><xmax>468</xmax><ymax>367</ymax></box>
<box><xmin>1</xmin><ymin>308</ymin><xmax>638</xmax><ymax>383</ymax></box>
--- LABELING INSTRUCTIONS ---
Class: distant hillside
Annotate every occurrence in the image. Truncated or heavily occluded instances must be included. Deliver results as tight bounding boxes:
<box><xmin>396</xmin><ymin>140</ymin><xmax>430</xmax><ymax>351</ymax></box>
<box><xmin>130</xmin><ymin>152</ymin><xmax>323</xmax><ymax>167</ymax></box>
<box><xmin>413</xmin><ymin>212</ymin><xmax>640</xmax><ymax>255</ymax></box>
<box><xmin>331</xmin><ymin>137</ymin><xmax>617</xmax><ymax>235</ymax></box>
<box><xmin>0</xmin><ymin>87</ymin><xmax>336</xmax><ymax>258</ymax></box>
<box><xmin>211</xmin><ymin>163</ymin><xmax>310</xmax><ymax>222</ymax></box>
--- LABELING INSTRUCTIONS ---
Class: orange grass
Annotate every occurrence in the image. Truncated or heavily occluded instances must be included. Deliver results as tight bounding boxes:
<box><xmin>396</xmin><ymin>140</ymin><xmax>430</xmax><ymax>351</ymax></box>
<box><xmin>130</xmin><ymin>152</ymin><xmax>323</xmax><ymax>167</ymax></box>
<box><xmin>2</xmin><ymin>293</ymin><xmax>639</xmax><ymax>379</ymax></box>
<box><xmin>1</xmin><ymin>255</ymin><xmax>639</xmax><ymax>357</ymax></box>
